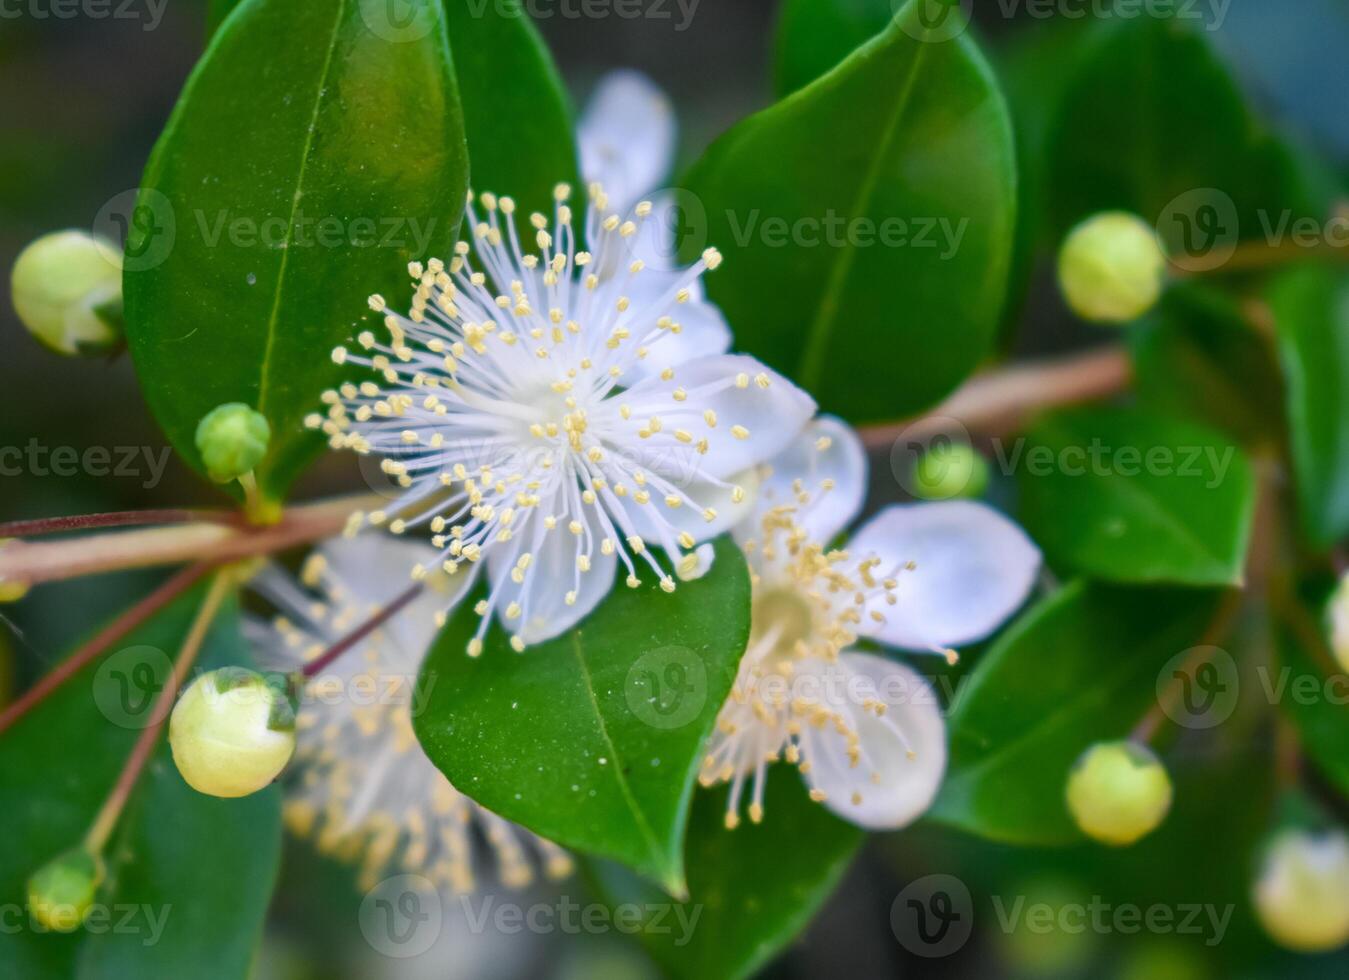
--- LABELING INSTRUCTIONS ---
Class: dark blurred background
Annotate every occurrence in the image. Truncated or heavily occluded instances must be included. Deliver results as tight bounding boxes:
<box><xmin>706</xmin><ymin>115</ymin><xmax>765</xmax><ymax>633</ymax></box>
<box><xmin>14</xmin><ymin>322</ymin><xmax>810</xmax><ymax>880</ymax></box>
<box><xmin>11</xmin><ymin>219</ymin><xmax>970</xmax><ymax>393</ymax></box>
<box><xmin>2</xmin><ymin>2</ymin><xmax>1347</xmax><ymax>977</ymax></box>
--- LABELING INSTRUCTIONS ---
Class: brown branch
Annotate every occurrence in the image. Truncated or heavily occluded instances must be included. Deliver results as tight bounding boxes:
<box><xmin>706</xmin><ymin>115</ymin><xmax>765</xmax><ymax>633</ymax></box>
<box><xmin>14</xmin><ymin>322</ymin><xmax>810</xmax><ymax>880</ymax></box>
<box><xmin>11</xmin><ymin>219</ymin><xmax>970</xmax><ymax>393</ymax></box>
<box><xmin>0</xmin><ymin>562</ymin><xmax>214</xmax><ymax>736</ymax></box>
<box><xmin>0</xmin><ymin>494</ymin><xmax>381</xmax><ymax>588</ymax></box>
<box><xmin>300</xmin><ymin>582</ymin><xmax>424</xmax><ymax>679</ymax></box>
<box><xmin>0</xmin><ymin>510</ymin><xmax>233</xmax><ymax>539</ymax></box>
<box><xmin>859</xmin><ymin>345</ymin><xmax>1132</xmax><ymax>451</ymax></box>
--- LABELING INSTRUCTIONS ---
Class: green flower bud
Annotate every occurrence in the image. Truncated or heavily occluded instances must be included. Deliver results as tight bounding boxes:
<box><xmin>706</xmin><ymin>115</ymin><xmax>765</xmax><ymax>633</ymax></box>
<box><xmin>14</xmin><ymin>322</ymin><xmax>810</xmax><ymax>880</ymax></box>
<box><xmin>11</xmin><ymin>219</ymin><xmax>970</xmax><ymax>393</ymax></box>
<box><xmin>169</xmin><ymin>667</ymin><xmax>296</xmax><ymax>798</ymax></box>
<box><xmin>1328</xmin><ymin>573</ymin><xmax>1349</xmax><ymax>674</ymax></box>
<box><xmin>1065</xmin><ymin>740</ymin><xmax>1172</xmax><ymax>846</ymax></box>
<box><xmin>1057</xmin><ymin>212</ymin><xmax>1166</xmax><ymax>324</ymax></box>
<box><xmin>27</xmin><ymin>847</ymin><xmax>104</xmax><ymax>932</ymax></box>
<box><xmin>1253</xmin><ymin>828</ymin><xmax>1349</xmax><ymax>953</ymax></box>
<box><xmin>11</xmin><ymin>231</ymin><xmax>123</xmax><ymax>356</ymax></box>
<box><xmin>912</xmin><ymin>442</ymin><xmax>990</xmax><ymax>500</ymax></box>
<box><xmin>195</xmin><ymin>404</ymin><xmax>271</xmax><ymax>484</ymax></box>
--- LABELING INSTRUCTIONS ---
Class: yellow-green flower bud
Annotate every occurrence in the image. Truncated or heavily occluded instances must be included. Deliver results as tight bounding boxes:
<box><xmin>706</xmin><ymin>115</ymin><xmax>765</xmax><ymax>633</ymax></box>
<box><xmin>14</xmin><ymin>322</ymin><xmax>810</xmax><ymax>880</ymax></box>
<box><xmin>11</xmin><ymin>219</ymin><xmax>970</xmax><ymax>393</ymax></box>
<box><xmin>1057</xmin><ymin>212</ymin><xmax>1166</xmax><ymax>324</ymax></box>
<box><xmin>1065</xmin><ymin>740</ymin><xmax>1172</xmax><ymax>846</ymax></box>
<box><xmin>195</xmin><ymin>404</ymin><xmax>271</xmax><ymax>484</ymax></box>
<box><xmin>169</xmin><ymin>667</ymin><xmax>296</xmax><ymax>798</ymax></box>
<box><xmin>912</xmin><ymin>442</ymin><xmax>990</xmax><ymax>500</ymax></box>
<box><xmin>11</xmin><ymin>231</ymin><xmax>123</xmax><ymax>356</ymax></box>
<box><xmin>1254</xmin><ymin>828</ymin><xmax>1349</xmax><ymax>953</ymax></box>
<box><xmin>27</xmin><ymin>847</ymin><xmax>104</xmax><ymax>932</ymax></box>
<box><xmin>1328</xmin><ymin>573</ymin><xmax>1349</xmax><ymax>674</ymax></box>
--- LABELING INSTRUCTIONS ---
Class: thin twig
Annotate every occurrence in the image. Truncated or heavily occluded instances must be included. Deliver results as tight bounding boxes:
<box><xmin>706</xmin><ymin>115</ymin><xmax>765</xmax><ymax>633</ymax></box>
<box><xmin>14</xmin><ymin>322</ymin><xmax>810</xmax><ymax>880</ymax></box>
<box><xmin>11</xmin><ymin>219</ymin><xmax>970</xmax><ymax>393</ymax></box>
<box><xmin>300</xmin><ymin>582</ymin><xmax>424</xmax><ymax>679</ymax></box>
<box><xmin>858</xmin><ymin>345</ymin><xmax>1131</xmax><ymax>451</ymax></box>
<box><xmin>0</xmin><ymin>510</ymin><xmax>233</xmax><ymax>539</ymax></box>
<box><xmin>0</xmin><ymin>493</ymin><xmax>381</xmax><ymax>588</ymax></box>
<box><xmin>85</xmin><ymin>570</ymin><xmax>234</xmax><ymax>853</ymax></box>
<box><xmin>0</xmin><ymin>562</ymin><xmax>214</xmax><ymax>736</ymax></box>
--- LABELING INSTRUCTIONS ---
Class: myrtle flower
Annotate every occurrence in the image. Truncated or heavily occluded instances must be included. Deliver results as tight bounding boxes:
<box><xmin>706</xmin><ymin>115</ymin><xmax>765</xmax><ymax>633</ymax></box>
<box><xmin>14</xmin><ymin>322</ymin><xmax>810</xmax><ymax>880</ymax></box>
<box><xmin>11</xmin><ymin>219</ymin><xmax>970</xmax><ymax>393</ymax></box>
<box><xmin>701</xmin><ymin>418</ymin><xmax>1041</xmax><ymax>830</ymax></box>
<box><xmin>312</xmin><ymin>76</ymin><xmax>812</xmax><ymax>655</ymax></box>
<box><xmin>250</xmin><ymin>535</ymin><xmax>572</xmax><ymax>893</ymax></box>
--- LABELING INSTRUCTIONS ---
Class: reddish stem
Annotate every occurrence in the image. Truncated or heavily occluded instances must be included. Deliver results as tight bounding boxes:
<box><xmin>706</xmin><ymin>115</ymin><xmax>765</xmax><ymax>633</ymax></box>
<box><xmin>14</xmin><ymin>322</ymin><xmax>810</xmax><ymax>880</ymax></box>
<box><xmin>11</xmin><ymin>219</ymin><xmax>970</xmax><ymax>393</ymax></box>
<box><xmin>0</xmin><ymin>510</ymin><xmax>231</xmax><ymax>539</ymax></box>
<box><xmin>0</xmin><ymin>562</ymin><xmax>213</xmax><ymax>736</ymax></box>
<box><xmin>301</xmin><ymin>583</ymin><xmax>424</xmax><ymax>679</ymax></box>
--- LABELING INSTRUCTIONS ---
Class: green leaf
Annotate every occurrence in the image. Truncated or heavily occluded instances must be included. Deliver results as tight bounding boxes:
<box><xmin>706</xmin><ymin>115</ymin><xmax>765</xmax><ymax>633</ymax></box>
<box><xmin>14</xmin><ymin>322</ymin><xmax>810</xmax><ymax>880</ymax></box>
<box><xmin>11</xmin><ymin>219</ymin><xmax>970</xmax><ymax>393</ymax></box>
<box><xmin>1015</xmin><ymin>405</ymin><xmax>1256</xmax><ymax>587</ymax></box>
<box><xmin>930</xmin><ymin>581</ymin><xmax>1219</xmax><ymax>845</ymax></box>
<box><xmin>445</xmin><ymin>0</ymin><xmax>579</xmax><ymax>216</ymax></box>
<box><xmin>1046</xmin><ymin>13</ymin><xmax>1332</xmax><ymax>245</ymax></box>
<box><xmin>124</xmin><ymin>0</ymin><xmax>469</xmax><ymax>502</ymax></box>
<box><xmin>1130</xmin><ymin>282</ymin><xmax>1285</xmax><ymax>446</ymax></box>
<box><xmin>587</xmin><ymin>765</ymin><xmax>862</xmax><ymax>980</ymax></box>
<box><xmin>1268</xmin><ymin>266</ymin><xmax>1349</xmax><ymax>548</ymax></box>
<box><xmin>773</xmin><ymin>0</ymin><xmax>894</xmax><ymax>96</ymax></box>
<box><xmin>0</xmin><ymin>590</ymin><xmax>282</xmax><ymax>978</ymax></box>
<box><xmin>683</xmin><ymin>0</ymin><xmax>1015</xmax><ymax>422</ymax></box>
<box><xmin>413</xmin><ymin>538</ymin><xmax>751</xmax><ymax>896</ymax></box>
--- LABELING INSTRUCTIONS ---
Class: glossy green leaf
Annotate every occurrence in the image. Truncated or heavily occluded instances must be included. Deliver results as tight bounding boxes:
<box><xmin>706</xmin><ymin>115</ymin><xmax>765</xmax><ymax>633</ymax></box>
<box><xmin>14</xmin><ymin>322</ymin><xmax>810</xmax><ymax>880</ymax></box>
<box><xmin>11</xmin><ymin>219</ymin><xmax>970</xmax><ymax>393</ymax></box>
<box><xmin>1047</xmin><ymin>13</ymin><xmax>1332</xmax><ymax>246</ymax></box>
<box><xmin>1268</xmin><ymin>266</ymin><xmax>1349</xmax><ymax>547</ymax></box>
<box><xmin>445</xmin><ymin>0</ymin><xmax>579</xmax><ymax>215</ymax></box>
<box><xmin>930</xmin><ymin>581</ymin><xmax>1219</xmax><ymax>845</ymax></box>
<box><xmin>587</xmin><ymin>765</ymin><xmax>862</xmax><ymax>980</ymax></box>
<box><xmin>0</xmin><ymin>590</ymin><xmax>281</xmax><ymax>978</ymax></box>
<box><xmin>125</xmin><ymin>0</ymin><xmax>469</xmax><ymax>502</ymax></box>
<box><xmin>773</xmin><ymin>0</ymin><xmax>894</xmax><ymax>96</ymax></box>
<box><xmin>1015</xmin><ymin>406</ymin><xmax>1256</xmax><ymax>587</ymax></box>
<box><xmin>1131</xmin><ymin>282</ymin><xmax>1285</xmax><ymax>446</ymax></box>
<box><xmin>413</xmin><ymin>538</ymin><xmax>750</xmax><ymax>895</ymax></box>
<box><xmin>683</xmin><ymin>0</ymin><xmax>1015</xmax><ymax>422</ymax></box>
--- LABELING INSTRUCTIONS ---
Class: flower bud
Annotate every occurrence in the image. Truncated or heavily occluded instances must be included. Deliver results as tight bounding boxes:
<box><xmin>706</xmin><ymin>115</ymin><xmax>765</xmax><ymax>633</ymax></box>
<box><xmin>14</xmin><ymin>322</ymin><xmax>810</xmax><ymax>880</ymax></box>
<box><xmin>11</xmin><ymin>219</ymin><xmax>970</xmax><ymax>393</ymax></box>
<box><xmin>1057</xmin><ymin>212</ymin><xmax>1166</xmax><ymax>324</ymax></box>
<box><xmin>1327</xmin><ymin>573</ymin><xmax>1349</xmax><ymax>674</ymax></box>
<box><xmin>912</xmin><ymin>442</ymin><xmax>990</xmax><ymax>500</ymax></box>
<box><xmin>195</xmin><ymin>404</ymin><xmax>271</xmax><ymax>484</ymax></box>
<box><xmin>11</xmin><ymin>231</ymin><xmax>123</xmax><ymax>356</ymax></box>
<box><xmin>27</xmin><ymin>847</ymin><xmax>104</xmax><ymax>932</ymax></box>
<box><xmin>1065</xmin><ymin>740</ymin><xmax>1172</xmax><ymax>846</ymax></box>
<box><xmin>169</xmin><ymin>667</ymin><xmax>296</xmax><ymax>798</ymax></box>
<box><xmin>1253</xmin><ymin>828</ymin><xmax>1349</xmax><ymax>953</ymax></box>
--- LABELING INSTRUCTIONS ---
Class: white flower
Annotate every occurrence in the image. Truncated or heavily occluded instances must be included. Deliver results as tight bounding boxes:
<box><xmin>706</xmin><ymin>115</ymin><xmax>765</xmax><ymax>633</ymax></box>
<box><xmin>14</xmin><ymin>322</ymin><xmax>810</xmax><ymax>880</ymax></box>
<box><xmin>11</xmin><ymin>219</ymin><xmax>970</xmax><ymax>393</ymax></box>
<box><xmin>314</xmin><ymin>187</ymin><xmax>813</xmax><ymax>655</ymax></box>
<box><xmin>250</xmin><ymin>535</ymin><xmax>573</xmax><ymax>893</ymax></box>
<box><xmin>701</xmin><ymin>418</ymin><xmax>1041</xmax><ymax>830</ymax></box>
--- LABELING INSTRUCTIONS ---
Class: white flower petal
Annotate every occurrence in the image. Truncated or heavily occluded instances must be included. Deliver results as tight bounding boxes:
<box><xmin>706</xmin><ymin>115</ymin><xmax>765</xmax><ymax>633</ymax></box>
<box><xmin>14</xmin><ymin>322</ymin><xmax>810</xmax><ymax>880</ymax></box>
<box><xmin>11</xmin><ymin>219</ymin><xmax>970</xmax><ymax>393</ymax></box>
<box><xmin>848</xmin><ymin>501</ymin><xmax>1040</xmax><ymax>651</ymax></box>
<box><xmin>619</xmin><ymin>275</ymin><xmax>731</xmax><ymax>385</ymax></box>
<box><xmin>614</xmin><ymin>467</ymin><xmax>760</xmax><ymax>550</ymax></box>
<box><xmin>801</xmin><ymin>653</ymin><xmax>947</xmax><ymax>830</ymax></box>
<box><xmin>745</xmin><ymin>415</ymin><xmax>868</xmax><ymax>545</ymax></box>
<box><xmin>577</xmin><ymin>70</ymin><xmax>676</xmax><ymax>216</ymax></box>
<box><xmin>615</xmin><ymin>354</ymin><xmax>816</xmax><ymax>482</ymax></box>
<box><xmin>484</xmin><ymin>501</ymin><xmax>619</xmax><ymax>645</ymax></box>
